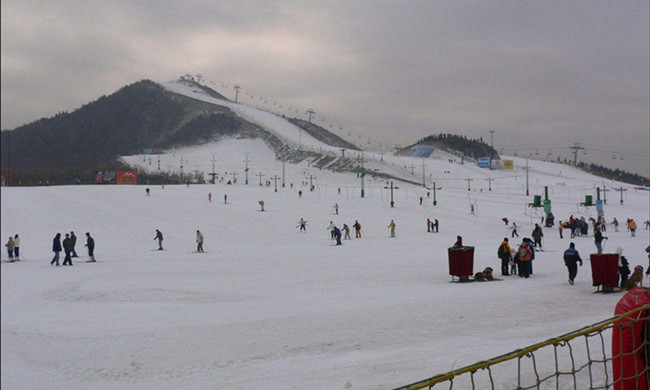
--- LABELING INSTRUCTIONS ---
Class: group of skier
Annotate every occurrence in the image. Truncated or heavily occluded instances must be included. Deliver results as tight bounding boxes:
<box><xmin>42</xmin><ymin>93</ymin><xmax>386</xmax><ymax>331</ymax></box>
<box><xmin>51</xmin><ymin>231</ymin><xmax>95</xmax><ymax>266</ymax></box>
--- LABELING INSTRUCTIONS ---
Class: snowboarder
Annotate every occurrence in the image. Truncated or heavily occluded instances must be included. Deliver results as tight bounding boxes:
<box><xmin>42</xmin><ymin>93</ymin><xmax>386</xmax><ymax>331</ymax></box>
<box><xmin>353</xmin><ymin>220</ymin><xmax>362</xmax><ymax>238</ymax></box>
<box><xmin>196</xmin><ymin>230</ymin><xmax>204</xmax><ymax>253</ymax></box>
<box><xmin>342</xmin><ymin>223</ymin><xmax>351</xmax><ymax>240</ymax></box>
<box><xmin>13</xmin><ymin>234</ymin><xmax>20</xmax><ymax>260</ymax></box>
<box><xmin>563</xmin><ymin>242</ymin><xmax>582</xmax><ymax>285</ymax></box>
<box><xmin>62</xmin><ymin>233</ymin><xmax>74</xmax><ymax>266</ymax></box>
<box><xmin>298</xmin><ymin>218</ymin><xmax>307</xmax><ymax>232</ymax></box>
<box><xmin>388</xmin><ymin>219</ymin><xmax>396</xmax><ymax>238</ymax></box>
<box><xmin>5</xmin><ymin>236</ymin><xmax>15</xmax><ymax>261</ymax></box>
<box><xmin>154</xmin><ymin>229</ymin><xmax>164</xmax><ymax>250</ymax></box>
<box><xmin>85</xmin><ymin>232</ymin><xmax>95</xmax><ymax>262</ymax></box>
<box><xmin>511</xmin><ymin>222</ymin><xmax>519</xmax><ymax>238</ymax></box>
<box><xmin>51</xmin><ymin>233</ymin><xmax>62</xmax><ymax>266</ymax></box>
<box><xmin>498</xmin><ymin>238</ymin><xmax>512</xmax><ymax>276</ymax></box>
<box><xmin>594</xmin><ymin>227</ymin><xmax>607</xmax><ymax>254</ymax></box>
<box><xmin>70</xmin><ymin>231</ymin><xmax>79</xmax><ymax>257</ymax></box>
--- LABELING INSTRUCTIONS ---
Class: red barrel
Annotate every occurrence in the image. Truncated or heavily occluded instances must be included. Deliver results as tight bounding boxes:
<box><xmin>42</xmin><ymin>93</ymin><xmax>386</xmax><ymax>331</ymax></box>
<box><xmin>590</xmin><ymin>254</ymin><xmax>619</xmax><ymax>289</ymax></box>
<box><xmin>612</xmin><ymin>287</ymin><xmax>649</xmax><ymax>390</ymax></box>
<box><xmin>448</xmin><ymin>246</ymin><xmax>474</xmax><ymax>282</ymax></box>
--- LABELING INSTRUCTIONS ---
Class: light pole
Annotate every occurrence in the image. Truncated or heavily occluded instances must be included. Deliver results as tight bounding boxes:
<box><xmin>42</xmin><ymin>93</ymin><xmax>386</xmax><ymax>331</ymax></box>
<box><xmin>234</xmin><ymin>85</ymin><xmax>241</xmax><ymax>103</ymax></box>
<box><xmin>489</xmin><ymin>130</ymin><xmax>495</xmax><ymax>149</ymax></box>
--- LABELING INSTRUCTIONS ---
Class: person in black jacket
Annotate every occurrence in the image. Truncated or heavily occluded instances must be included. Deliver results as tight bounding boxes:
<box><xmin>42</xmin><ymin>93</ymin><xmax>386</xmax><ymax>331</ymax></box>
<box><xmin>85</xmin><ymin>232</ymin><xmax>95</xmax><ymax>262</ymax></box>
<box><xmin>594</xmin><ymin>227</ymin><xmax>607</xmax><ymax>254</ymax></box>
<box><xmin>498</xmin><ymin>238</ymin><xmax>512</xmax><ymax>276</ymax></box>
<box><xmin>62</xmin><ymin>233</ymin><xmax>74</xmax><ymax>266</ymax></box>
<box><xmin>51</xmin><ymin>233</ymin><xmax>62</xmax><ymax>266</ymax></box>
<box><xmin>70</xmin><ymin>231</ymin><xmax>79</xmax><ymax>257</ymax></box>
<box><xmin>563</xmin><ymin>242</ymin><xmax>582</xmax><ymax>285</ymax></box>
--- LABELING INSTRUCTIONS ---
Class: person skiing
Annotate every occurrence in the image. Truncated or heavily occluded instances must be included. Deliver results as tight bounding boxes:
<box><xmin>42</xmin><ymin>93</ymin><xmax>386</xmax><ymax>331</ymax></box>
<box><xmin>511</xmin><ymin>222</ymin><xmax>519</xmax><ymax>238</ymax></box>
<box><xmin>328</xmin><ymin>221</ymin><xmax>336</xmax><ymax>239</ymax></box>
<box><xmin>353</xmin><ymin>220</ymin><xmax>362</xmax><ymax>238</ymax></box>
<box><xmin>298</xmin><ymin>218</ymin><xmax>307</xmax><ymax>232</ymax></box>
<box><xmin>342</xmin><ymin>223</ymin><xmax>351</xmax><ymax>240</ymax></box>
<box><xmin>5</xmin><ymin>236</ymin><xmax>15</xmax><ymax>261</ymax></box>
<box><xmin>70</xmin><ymin>231</ymin><xmax>79</xmax><ymax>257</ymax></box>
<box><xmin>333</xmin><ymin>225</ymin><xmax>342</xmax><ymax>245</ymax></box>
<box><xmin>196</xmin><ymin>230</ymin><xmax>204</xmax><ymax>253</ymax></box>
<box><xmin>388</xmin><ymin>219</ymin><xmax>396</xmax><ymax>238</ymax></box>
<box><xmin>13</xmin><ymin>234</ymin><xmax>20</xmax><ymax>260</ymax></box>
<box><xmin>62</xmin><ymin>233</ymin><xmax>74</xmax><ymax>266</ymax></box>
<box><xmin>498</xmin><ymin>238</ymin><xmax>512</xmax><ymax>276</ymax></box>
<box><xmin>558</xmin><ymin>221</ymin><xmax>564</xmax><ymax>239</ymax></box>
<box><xmin>594</xmin><ymin>226</ymin><xmax>607</xmax><ymax>254</ymax></box>
<box><xmin>629</xmin><ymin>219</ymin><xmax>637</xmax><ymax>237</ymax></box>
<box><xmin>517</xmin><ymin>239</ymin><xmax>533</xmax><ymax>278</ymax></box>
<box><xmin>333</xmin><ymin>203</ymin><xmax>339</xmax><ymax>215</ymax></box>
<box><xmin>146</xmin><ymin>187</ymin><xmax>150</xmax><ymax>196</ymax></box>
<box><xmin>563</xmin><ymin>242</ymin><xmax>582</xmax><ymax>285</ymax></box>
<box><xmin>51</xmin><ymin>233</ymin><xmax>62</xmax><ymax>266</ymax></box>
<box><xmin>154</xmin><ymin>229</ymin><xmax>164</xmax><ymax>250</ymax></box>
<box><xmin>531</xmin><ymin>224</ymin><xmax>543</xmax><ymax>249</ymax></box>
<box><xmin>85</xmin><ymin>232</ymin><xmax>95</xmax><ymax>262</ymax></box>
<box><xmin>612</xmin><ymin>217</ymin><xmax>619</xmax><ymax>232</ymax></box>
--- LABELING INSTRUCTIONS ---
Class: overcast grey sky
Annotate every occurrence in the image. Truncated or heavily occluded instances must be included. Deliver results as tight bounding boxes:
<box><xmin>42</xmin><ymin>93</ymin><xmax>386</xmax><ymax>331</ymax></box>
<box><xmin>2</xmin><ymin>1</ymin><xmax>648</xmax><ymax>176</ymax></box>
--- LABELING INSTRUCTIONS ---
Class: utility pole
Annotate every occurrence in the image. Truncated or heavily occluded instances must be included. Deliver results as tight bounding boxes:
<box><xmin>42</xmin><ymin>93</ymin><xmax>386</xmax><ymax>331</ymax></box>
<box><xmin>614</xmin><ymin>187</ymin><xmax>627</xmax><ymax>205</ymax></box>
<box><xmin>525</xmin><ymin>158</ymin><xmax>530</xmax><ymax>196</ymax></box>
<box><xmin>234</xmin><ymin>85</ymin><xmax>241</xmax><ymax>103</ymax></box>
<box><xmin>421</xmin><ymin>159</ymin><xmax>426</xmax><ymax>187</ymax></box>
<box><xmin>569</xmin><ymin>143</ymin><xmax>584</xmax><ymax>166</ymax></box>
<box><xmin>282</xmin><ymin>160</ymin><xmax>286</xmax><ymax>188</ymax></box>
<box><xmin>359</xmin><ymin>152</ymin><xmax>365</xmax><ymax>198</ymax></box>
<box><xmin>179</xmin><ymin>155</ymin><xmax>184</xmax><ymax>179</ymax></box>
<box><xmin>383</xmin><ymin>181</ymin><xmax>399</xmax><ymax>208</ymax></box>
<box><xmin>489</xmin><ymin>130</ymin><xmax>495</xmax><ymax>149</ymax></box>
<box><xmin>210</xmin><ymin>153</ymin><xmax>217</xmax><ymax>184</ymax></box>
<box><xmin>306</xmin><ymin>108</ymin><xmax>315</xmax><ymax>123</ymax></box>
<box><xmin>410</xmin><ymin>164</ymin><xmax>415</xmax><ymax>175</ymax></box>
<box><xmin>244</xmin><ymin>153</ymin><xmax>250</xmax><ymax>185</ymax></box>
<box><xmin>465</xmin><ymin>178</ymin><xmax>473</xmax><ymax>191</ymax></box>
<box><xmin>432</xmin><ymin>181</ymin><xmax>438</xmax><ymax>206</ymax></box>
<box><xmin>272</xmin><ymin>175</ymin><xmax>279</xmax><ymax>192</ymax></box>
<box><xmin>257</xmin><ymin>172</ymin><xmax>265</xmax><ymax>186</ymax></box>
<box><xmin>486</xmin><ymin>178</ymin><xmax>493</xmax><ymax>191</ymax></box>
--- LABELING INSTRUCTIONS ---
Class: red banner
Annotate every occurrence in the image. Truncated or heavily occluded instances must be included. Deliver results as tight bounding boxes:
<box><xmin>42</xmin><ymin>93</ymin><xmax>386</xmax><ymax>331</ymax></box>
<box><xmin>116</xmin><ymin>171</ymin><xmax>138</xmax><ymax>184</ymax></box>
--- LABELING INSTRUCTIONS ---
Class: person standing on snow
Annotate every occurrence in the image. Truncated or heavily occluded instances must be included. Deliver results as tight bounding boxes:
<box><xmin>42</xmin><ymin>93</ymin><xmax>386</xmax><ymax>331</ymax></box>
<box><xmin>5</xmin><ymin>236</ymin><xmax>15</xmax><ymax>261</ymax></box>
<box><xmin>388</xmin><ymin>220</ymin><xmax>396</xmax><ymax>238</ymax></box>
<box><xmin>298</xmin><ymin>218</ymin><xmax>307</xmax><ymax>232</ymax></box>
<box><xmin>353</xmin><ymin>220</ymin><xmax>362</xmax><ymax>238</ymax></box>
<box><xmin>498</xmin><ymin>238</ymin><xmax>512</xmax><ymax>276</ymax></box>
<box><xmin>333</xmin><ymin>226</ymin><xmax>342</xmax><ymax>245</ymax></box>
<box><xmin>328</xmin><ymin>221</ymin><xmax>336</xmax><ymax>240</ymax></box>
<box><xmin>629</xmin><ymin>219</ymin><xmax>637</xmax><ymax>237</ymax></box>
<box><xmin>51</xmin><ymin>233</ymin><xmax>62</xmax><ymax>266</ymax></box>
<box><xmin>13</xmin><ymin>234</ymin><xmax>20</xmax><ymax>260</ymax></box>
<box><xmin>594</xmin><ymin>227</ymin><xmax>607</xmax><ymax>254</ymax></box>
<box><xmin>154</xmin><ymin>229</ymin><xmax>164</xmax><ymax>250</ymax></box>
<box><xmin>70</xmin><ymin>231</ymin><xmax>79</xmax><ymax>257</ymax></box>
<box><xmin>558</xmin><ymin>222</ymin><xmax>564</xmax><ymax>239</ymax></box>
<box><xmin>85</xmin><ymin>232</ymin><xmax>95</xmax><ymax>262</ymax></box>
<box><xmin>454</xmin><ymin>236</ymin><xmax>463</xmax><ymax>247</ymax></box>
<box><xmin>563</xmin><ymin>242</ymin><xmax>582</xmax><ymax>285</ymax></box>
<box><xmin>333</xmin><ymin>203</ymin><xmax>339</xmax><ymax>215</ymax></box>
<box><xmin>196</xmin><ymin>230</ymin><xmax>204</xmax><ymax>253</ymax></box>
<box><xmin>531</xmin><ymin>224</ymin><xmax>543</xmax><ymax>249</ymax></box>
<box><xmin>342</xmin><ymin>223</ymin><xmax>351</xmax><ymax>240</ymax></box>
<box><xmin>62</xmin><ymin>233</ymin><xmax>74</xmax><ymax>266</ymax></box>
<box><xmin>517</xmin><ymin>239</ymin><xmax>533</xmax><ymax>278</ymax></box>
<box><xmin>612</xmin><ymin>217</ymin><xmax>619</xmax><ymax>232</ymax></box>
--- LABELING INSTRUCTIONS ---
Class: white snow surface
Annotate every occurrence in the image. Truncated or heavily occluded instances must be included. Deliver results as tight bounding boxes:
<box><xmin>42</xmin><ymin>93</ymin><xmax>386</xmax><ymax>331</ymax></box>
<box><xmin>2</xmin><ymin>82</ymin><xmax>649</xmax><ymax>389</ymax></box>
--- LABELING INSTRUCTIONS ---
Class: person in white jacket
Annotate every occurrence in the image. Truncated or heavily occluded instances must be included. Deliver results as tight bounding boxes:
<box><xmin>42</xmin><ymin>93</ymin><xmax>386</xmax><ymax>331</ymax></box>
<box><xmin>196</xmin><ymin>230</ymin><xmax>204</xmax><ymax>253</ymax></box>
<box><xmin>13</xmin><ymin>234</ymin><xmax>20</xmax><ymax>260</ymax></box>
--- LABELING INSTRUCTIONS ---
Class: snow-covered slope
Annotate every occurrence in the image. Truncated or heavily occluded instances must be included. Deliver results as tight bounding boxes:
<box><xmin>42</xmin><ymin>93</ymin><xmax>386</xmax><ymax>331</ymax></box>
<box><xmin>2</xmin><ymin>139</ymin><xmax>649</xmax><ymax>389</ymax></box>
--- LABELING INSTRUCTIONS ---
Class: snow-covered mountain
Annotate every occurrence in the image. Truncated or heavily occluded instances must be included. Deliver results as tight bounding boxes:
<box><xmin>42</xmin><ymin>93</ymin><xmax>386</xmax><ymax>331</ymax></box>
<box><xmin>2</xmin><ymin>79</ymin><xmax>649</xmax><ymax>389</ymax></box>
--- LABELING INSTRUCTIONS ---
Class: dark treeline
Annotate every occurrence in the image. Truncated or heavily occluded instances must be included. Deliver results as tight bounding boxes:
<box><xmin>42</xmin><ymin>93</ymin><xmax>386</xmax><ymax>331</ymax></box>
<box><xmin>577</xmin><ymin>161</ymin><xmax>648</xmax><ymax>187</ymax></box>
<box><xmin>418</xmin><ymin>133</ymin><xmax>499</xmax><ymax>160</ymax></box>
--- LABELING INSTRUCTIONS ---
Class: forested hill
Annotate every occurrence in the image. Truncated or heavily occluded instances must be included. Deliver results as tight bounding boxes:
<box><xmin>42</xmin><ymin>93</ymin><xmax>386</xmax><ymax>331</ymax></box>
<box><xmin>401</xmin><ymin>133</ymin><xmax>500</xmax><ymax>160</ymax></box>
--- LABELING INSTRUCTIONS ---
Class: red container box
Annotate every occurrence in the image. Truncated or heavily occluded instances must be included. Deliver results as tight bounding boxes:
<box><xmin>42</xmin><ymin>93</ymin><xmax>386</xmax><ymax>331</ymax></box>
<box><xmin>590</xmin><ymin>254</ymin><xmax>619</xmax><ymax>289</ymax></box>
<box><xmin>448</xmin><ymin>246</ymin><xmax>474</xmax><ymax>281</ymax></box>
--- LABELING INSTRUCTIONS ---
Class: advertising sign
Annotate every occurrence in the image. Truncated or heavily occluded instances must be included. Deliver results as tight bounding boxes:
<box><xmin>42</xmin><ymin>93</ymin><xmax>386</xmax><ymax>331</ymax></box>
<box><xmin>477</xmin><ymin>157</ymin><xmax>491</xmax><ymax>168</ymax></box>
<box><xmin>503</xmin><ymin>160</ymin><xmax>514</xmax><ymax>169</ymax></box>
<box><xmin>95</xmin><ymin>171</ymin><xmax>116</xmax><ymax>184</ymax></box>
<box><xmin>117</xmin><ymin>171</ymin><xmax>138</xmax><ymax>184</ymax></box>
<box><xmin>490</xmin><ymin>159</ymin><xmax>503</xmax><ymax>169</ymax></box>
<box><xmin>409</xmin><ymin>145</ymin><xmax>435</xmax><ymax>158</ymax></box>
